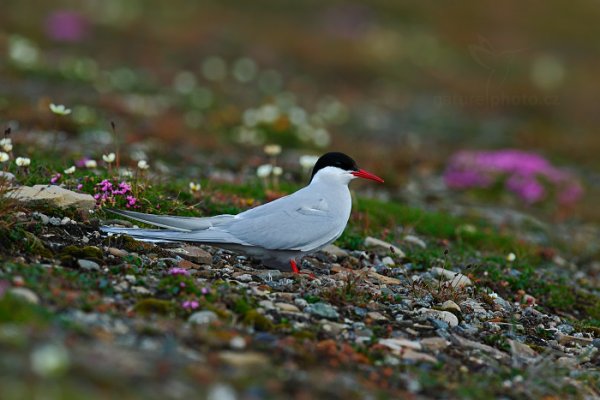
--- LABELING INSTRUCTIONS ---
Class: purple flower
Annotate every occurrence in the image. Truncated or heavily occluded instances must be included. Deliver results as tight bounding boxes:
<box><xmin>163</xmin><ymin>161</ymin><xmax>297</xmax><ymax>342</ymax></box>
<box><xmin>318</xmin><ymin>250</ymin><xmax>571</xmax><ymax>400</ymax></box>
<box><xmin>444</xmin><ymin>149</ymin><xmax>584</xmax><ymax>206</ymax></box>
<box><xmin>182</xmin><ymin>300</ymin><xmax>199</xmax><ymax>310</ymax></box>
<box><xmin>168</xmin><ymin>267</ymin><xmax>190</xmax><ymax>276</ymax></box>
<box><xmin>44</xmin><ymin>11</ymin><xmax>89</xmax><ymax>43</ymax></box>
<box><xmin>201</xmin><ymin>287</ymin><xmax>210</xmax><ymax>295</ymax></box>
<box><xmin>50</xmin><ymin>173</ymin><xmax>61</xmax><ymax>184</ymax></box>
<box><xmin>76</xmin><ymin>184</ymin><xmax>83</xmax><ymax>190</ymax></box>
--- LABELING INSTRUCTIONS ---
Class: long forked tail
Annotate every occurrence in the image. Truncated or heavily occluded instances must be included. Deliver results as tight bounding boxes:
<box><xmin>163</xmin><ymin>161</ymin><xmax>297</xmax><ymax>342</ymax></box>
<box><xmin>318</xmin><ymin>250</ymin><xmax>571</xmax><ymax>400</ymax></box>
<box><xmin>105</xmin><ymin>208</ymin><xmax>235</xmax><ymax>231</ymax></box>
<box><xmin>101</xmin><ymin>208</ymin><xmax>248</xmax><ymax>245</ymax></box>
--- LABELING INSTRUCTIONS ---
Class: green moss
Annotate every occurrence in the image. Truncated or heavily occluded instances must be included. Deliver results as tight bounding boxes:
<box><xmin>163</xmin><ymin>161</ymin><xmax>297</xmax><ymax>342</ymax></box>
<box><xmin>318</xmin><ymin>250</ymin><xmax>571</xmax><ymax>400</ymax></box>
<box><xmin>242</xmin><ymin>310</ymin><xmax>274</xmax><ymax>331</ymax></box>
<box><xmin>59</xmin><ymin>245</ymin><xmax>103</xmax><ymax>260</ymax></box>
<box><xmin>0</xmin><ymin>293</ymin><xmax>50</xmax><ymax>325</ymax></box>
<box><xmin>134</xmin><ymin>298</ymin><xmax>174</xmax><ymax>316</ymax></box>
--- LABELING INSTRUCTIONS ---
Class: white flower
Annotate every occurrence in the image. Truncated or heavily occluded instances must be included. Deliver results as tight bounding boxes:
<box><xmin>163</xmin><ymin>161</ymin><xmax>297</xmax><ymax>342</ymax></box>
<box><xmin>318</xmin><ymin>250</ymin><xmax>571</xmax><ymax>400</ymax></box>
<box><xmin>272</xmin><ymin>166</ymin><xmax>283</xmax><ymax>176</ymax></box>
<box><xmin>49</xmin><ymin>103</ymin><xmax>71</xmax><ymax>116</ymax></box>
<box><xmin>137</xmin><ymin>160</ymin><xmax>149</xmax><ymax>170</ymax></box>
<box><xmin>84</xmin><ymin>159</ymin><xmax>97</xmax><ymax>168</ymax></box>
<box><xmin>488</xmin><ymin>292</ymin><xmax>498</xmax><ymax>299</ymax></box>
<box><xmin>507</xmin><ymin>253</ymin><xmax>516</xmax><ymax>262</ymax></box>
<box><xmin>64</xmin><ymin>166</ymin><xmax>76</xmax><ymax>174</ymax></box>
<box><xmin>189</xmin><ymin>182</ymin><xmax>201</xmax><ymax>192</ymax></box>
<box><xmin>0</xmin><ymin>152</ymin><xmax>9</xmax><ymax>163</ymax></box>
<box><xmin>256</xmin><ymin>164</ymin><xmax>273</xmax><ymax>178</ymax></box>
<box><xmin>264</xmin><ymin>144</ymin><xmax>282</xmax><ymax>156</ymax></box>
<box><xmin>102</xmin><ymin>153</ymin><xmax>116</xmax><ymax>163</ymax></box>
<box><xmin>299</xmin><ymin>155</ymin><xmax>319</xmax><ymax>170</ymax></box>
<box><xmin>0</xmin><ymin>138</ymin><xmax>12</xmax><ymax>152</ymax></box>
<box><xmin>15</xmin><ymin>157</ymin><xmax>30</xmax><ymax>167</ymax></box>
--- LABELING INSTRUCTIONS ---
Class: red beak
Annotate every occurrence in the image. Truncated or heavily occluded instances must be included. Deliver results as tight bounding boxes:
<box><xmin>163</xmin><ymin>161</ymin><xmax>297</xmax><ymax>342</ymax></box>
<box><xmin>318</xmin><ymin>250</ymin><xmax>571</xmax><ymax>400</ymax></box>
<box><xmin>351</xmin><ymin>169</ymin><xmax>384</xmax><ymax>183</ymax></box>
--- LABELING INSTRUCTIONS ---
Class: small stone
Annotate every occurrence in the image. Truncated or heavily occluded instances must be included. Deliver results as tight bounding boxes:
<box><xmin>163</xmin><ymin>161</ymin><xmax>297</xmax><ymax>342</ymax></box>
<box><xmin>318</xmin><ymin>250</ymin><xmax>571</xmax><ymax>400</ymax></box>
<box><xmin>508</xmin><ymin>339</ymin><xmax>537</xmax><ymax>359</ymax></box>
<box><xmin>8</xmin><ymin>287</ymin><xmax>40</xmax><ymax>304</ymax></box>
<box><xmin>0</xmin><ymin>171</ymin><xmax>16</xmax><ymax>181</ymax></box>
<box><xmin>294</xmin><ymin>298</ymin><xmax>308</xmax><ymax>309</ymax></box>
<box><xmin>275</xmin><ymin>302</ymin><xmax>300</xmax><ymax>313</ymax></box>
<box><xmin>367</xmin><ymin>311</ymin><xmax>388</xmax><ymax>321</ymax></box>
<box><xmin>403</xmin><ymin>235</ymin><xmax>427</xmax><ymax>248</ymax></box>
<box><xmin>459</xmin><ymin>299</ymin><xmax>487</xmax><ymax>318</ymax></box>
<box><xmin>420</xmin><ymin>337</ymin><xmax>450</xmax><ymax>352</ymax></box>
<box><xmin>9</xmin><ymin>185</ymin><xmax>95</xmax><ymax>210</ymax></box>
<box><xmin>400</xmin><ymin>349</ymin><xmax>437</xmax><ymax>363</ymax></box>
<box><xmin>108</xmin><ymin>247</ymin><xmax>128</xmax><ymax>257</ymax></box>
<box><xmin>60</xmin><ymin>217</ymin><xmax>72</xmax><ymax>225</ymax></box>
<box><xmin>257</xmin><ymin>270</ymin><xmax>282</xmax><ymax>282</ymax></box>
<box><xmin>364</xmin><ymin>237</ymin><xmax>406</xmax><ymax>257</ymax></box>
<box><xmin>418</xmin><ymin>308</ymin><xmax>459</xmax><ymax>328</ymax></box>
<box><xmin>306</xmin><ymin>302</ymin><xmax>339</xmax><ymax>320</ymax></box>
<box><xmin>229</xmin><ymin>336</ymin><xmax>246</xmax><ymax>350</ymax></box>
<box><xmin>440</xmin><ymin>300</ymin><xmax>461</xmax><ymax>314</ymax></box>
<box><xmin>379</xmin><ymin>338</ymin><xmax>422</xmax><ymax>351</ymax></box>
<box><xmin>430</xmin><ymin>267</ymin><xmax>472</xmax><ymax>288</ymax></box>
<box><xmin>367</xmin><ymin>270</ymin><xmax>401</xmax><ymax>285</ymax></box>
<box><xmin>33</xmin><ymin>212</ymin><xmax>50</xmax><ymax>225</ymax></box>
<box><xmin>592</xmin><ymin>338</ymin><xmax>600</xmax><ymax>349</ymax></box>
<box><xmin>381</xmin><ymin>256</ymin><xmax>395</xmax><ymax>266</ymax></box>
<box><xmin>131</xmin><ymin>286</ymin><xmax>151</xmax><ymax>295</ymax></box>
<box><xmin>48</xmin><ymin>217</ymin><xmax>61</xmax><ymax>226</ymax></box>
<box><xmin>236</xmin><ymin>274</ymin><xmax>253</xmax><ymax>282</ymax></box>
<box><xmin>168</xmin><ymin>246</ymin><xmax>212</xmax><ymax>264</ymax></box>
<box><xmin>188</xmin><ymin>310</ymin><xmax>218</xmax><ymax>325</ymax></box>
<box><xmin>258</xmin><ymin>300</ymin><xmax>275</xmax><ymax>310</ymax></box>
<box><xmin>218</xmin><ymin>351</ymin><xmax>269</xmax><ymax>368</ymax></box>
<box><xmin>321</xmin><ymin>244</ymin><xmax>349</xmax><ymax>259</ymax></box>
<box><xmin>77</xmin><ymin>259</ymin><xmax>100</xmax><ymax>271</ymax></box>
<box><xmin>558</xmin><ymin>334</ymin><xmax>594</xmax><ymax>346</ymax></box>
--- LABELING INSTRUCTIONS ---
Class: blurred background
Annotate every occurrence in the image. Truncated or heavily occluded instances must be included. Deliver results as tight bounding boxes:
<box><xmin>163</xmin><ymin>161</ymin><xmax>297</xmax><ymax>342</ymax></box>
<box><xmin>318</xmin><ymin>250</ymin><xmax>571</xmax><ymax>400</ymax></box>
<box><xmin>1</xmin><ymin>0</ymin><xmax>599</xmax><ymax>222</ymax></box>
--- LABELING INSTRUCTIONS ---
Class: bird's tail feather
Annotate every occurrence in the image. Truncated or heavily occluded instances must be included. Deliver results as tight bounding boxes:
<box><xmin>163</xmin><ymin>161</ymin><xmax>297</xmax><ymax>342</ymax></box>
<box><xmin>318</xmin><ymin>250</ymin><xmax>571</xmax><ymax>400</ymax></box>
<box><xmin>105</xmin><ymin>208</ymin><xmax>235</xmax><ymax>231</ymax></box>
<box><xmin>101</xmin><ymin>225</ymin><xmax>250</xmax><ymax>245</ymax></box>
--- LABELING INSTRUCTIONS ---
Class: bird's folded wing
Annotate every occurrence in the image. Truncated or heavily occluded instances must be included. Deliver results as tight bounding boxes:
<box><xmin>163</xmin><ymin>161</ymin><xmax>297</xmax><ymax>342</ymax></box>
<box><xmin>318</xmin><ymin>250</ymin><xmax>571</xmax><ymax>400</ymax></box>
<box><xmin>106</xmin><ymin>208</ymin><xmax>235</xmax><ymax>231</ymax></box>
<box><xmin>227</xmin><ymin>206</ymin><xmax>343</xmax><ymax>252</ymax></box>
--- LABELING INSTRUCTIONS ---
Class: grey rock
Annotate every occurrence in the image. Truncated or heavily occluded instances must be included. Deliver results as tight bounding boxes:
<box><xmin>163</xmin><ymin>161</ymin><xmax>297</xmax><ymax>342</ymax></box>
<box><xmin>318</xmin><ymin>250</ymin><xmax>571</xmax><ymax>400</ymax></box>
<box><xmin>257</xmin><ymin>270</ymin><xmax>282</xmax><ymax>282</ymax></box>
<box><xmin>8</xmin><ymin>287</ymin><xmax>40</xmax><ymax>304</ymax></box>
<box><xmin>168</xmin><ymin>246</ymin><xmax>212</xmax><ymax>264</ymax></box>
<box><xmin>294</xmin><ymin>298</ymin><xmax>308</xmax><ymax>309</ymax></box>
<box><xmin>364</xmin><ymin>237</ymin><xmax>406</xmax><ymax>257</ymax></box>
<box><xmin>431</xmin><ymin>267</ymin><xmax>472</xmax><ymax>288</ymax></box>
<box><xmin>418</xmin><ymin>308</ymin><xmax>459</xmax><ymax>327</ymax></box>
<box><xmin>381</xmin><ymin>256</ymin><xmax>395</xmax><ymax>266</ymax></box>
<box><xmin>77</xmin><ymin>259</ymin><xmax>100</xmax><ymax>271</ymax></box>
<box><xmin>32</xmin><ymin>212</ymin><xmax>50</xmax><ymax>225</ymax></box>
<box><xmin>9</xmin><ymin>185</ymin><xmax>95</xmax><ymax>210</ymax></box>
<box><xmin>236</xmin><ymin>274</ymin><xmax>253</xmax><ymax>282</ymax></box>
<box><xmin>557</xmin><ymin>324</ymin><xmax>574</xmax><ymax>334</ymax></box>
<box><xmin>403</xmin><ymin>235</ymin><xmax>427</xmax><ymax>248</ymax></box>
<box><xmin>440</xmin><ymin>300</ymin><xmax>461</xmax><ymax>314</ymax></box>
<box><xmin>306</xmin><ymin>302</ymin><xmax>339</xmax><ymax>320</ymax></box>
<box><xmin>188</xmin><ymin>310</ymin><xmax>218</xmax><ymax>326</ymax></box>
<box><xmin>320</xmin><ymin>244</ymin><xmax>349</xmax><ymax>259</ymax></box>
<box><xmin>48</xmin><ymin>217</ymin><xmax>61</xmax><ymax>226</ymax></box>
<box><xmin>131</xmin><ymin>286</ymin><xmax>151</xmax><ymax>295</ymax></box>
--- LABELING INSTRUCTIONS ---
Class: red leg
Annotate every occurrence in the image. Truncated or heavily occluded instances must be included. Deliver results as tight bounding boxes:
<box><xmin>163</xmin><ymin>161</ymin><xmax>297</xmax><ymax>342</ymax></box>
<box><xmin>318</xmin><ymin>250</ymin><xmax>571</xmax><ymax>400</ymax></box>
<box><xmin>290</xmin><ymin>259</ymin><xmax>300</xmax><ymax>274</ymax></box>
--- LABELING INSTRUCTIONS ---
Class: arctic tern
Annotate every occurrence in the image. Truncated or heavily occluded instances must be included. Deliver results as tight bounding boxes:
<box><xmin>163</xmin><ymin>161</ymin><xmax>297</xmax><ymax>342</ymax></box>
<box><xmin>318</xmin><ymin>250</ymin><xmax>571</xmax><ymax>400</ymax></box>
<box><xmin>101</xmin><ymin>152</ymin><xmax>384</xmax><ymax>273</ymax></box>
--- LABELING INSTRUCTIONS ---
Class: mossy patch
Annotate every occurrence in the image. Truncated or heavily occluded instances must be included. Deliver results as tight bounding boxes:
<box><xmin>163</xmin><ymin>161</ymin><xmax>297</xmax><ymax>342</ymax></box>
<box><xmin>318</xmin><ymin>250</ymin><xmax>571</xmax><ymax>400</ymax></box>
<box><xmin>134</xmin><ymin>298</ymin><xmax>174</xmax><ymax>316</ymax></box>
<box><xmin>242</xmin><ymin>310</ymin><xmax>274</xmax><ymax>331</ymax></box>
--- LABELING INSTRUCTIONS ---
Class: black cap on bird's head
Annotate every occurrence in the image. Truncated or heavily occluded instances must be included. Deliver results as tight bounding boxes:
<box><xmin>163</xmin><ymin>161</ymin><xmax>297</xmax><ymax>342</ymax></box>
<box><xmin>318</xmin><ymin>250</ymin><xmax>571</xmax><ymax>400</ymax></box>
<box><xmin>309</xmin><ymin>152</ymin><xmax>384</xmax><ymax>183</ymax></box>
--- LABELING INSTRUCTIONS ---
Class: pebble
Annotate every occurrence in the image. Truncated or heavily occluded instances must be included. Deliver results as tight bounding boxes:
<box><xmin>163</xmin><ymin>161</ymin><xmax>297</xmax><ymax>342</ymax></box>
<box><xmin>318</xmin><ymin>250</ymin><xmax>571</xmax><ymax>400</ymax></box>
<box><xmin>294</xmin><ymin>298</ymin><xmax>308</xmax><ymax>309</ymax></box>
<box><xmin>33</xmin><ymin>212</ymin><xmax>50</xmax><ymax>225</ymax></box>
<box><xmin>306</xmin><ymin>302</ymin><xmax>339</xmax><ymax>320</ymax></box>
<box><xmin>8</xmin><ymin>287</ymin><xmax>40</xmax><ymax>304</ymax></box>
<box><xmin>236</xmin><ymin>274</ymin><xmax>253</xmax><ymax>282</ymax></box>
<box><xmin>418</xmin><ymin>308</ymin><xmax>459</xmax><ymax>328</ymax></box>
<box><xmin>430</xmin><ymin>267</ymin><xmax>472</xmax><ymax>288</ymax></box>
<box><xmin>320</xmin><ymin>244</ymin><xmax>349</xmax><ymax>259</ymax></box>
<box><xmin>131</xmin><ymin>286</ymin><xmax>151</xmax><ymax>295</ymax></box>
<box><xmin>108</xmin><ymin>247</ymin><xmax>128</xmax><ymax>257</ymax></box>
<box><xmin>367</xmin><ymin>311</ymin><xmax>388</xmax><ymax>321</ymax></box>
<box><xmin>381</xmin><ymin>256</ymin><xmax>395</xmax><ymax>267</ymax></box>
<box><xmin>168</xmin><ymin>246</ymin><xmax>213</xmax><ymax>264</ymax></box>
<box><xmin>77</xmin><ymin>259</ymin><xmax>100</xmax><ymax>271</ymax></box>
<box><xmin>440</xmin><ymin>300</ymin><xmax>461</xmax><ymax>314</ymax></box>
<box><xmin>421</xmin><ymin>337</ymin><xmax>450</xmax><ymax>352</ymax></box>
<box><xmin>379</xmin><ymin>338</ymin><xmax>422</xmax><ymax>351</ymax></box>
<box><xmin>257</xmin><ymin>270</ymin><xmax>283</xmax><ymax>282</ymax></box>
<box><xmin>218</xmin><ymin>351</ymin><xmax>269</xmax><ymax>368</ymax></box>
<box><xmin>188</xmin><ymin>310</ymin><xmax>218</xmax><ymax>325</ymax></box>
<box><xmin>364</xmin><ymin>237</ymin><xmax>406</xmax><ymax>258</ymax></box>
<box><xmin>275</xmin><ymin>302</ymin><xmax>300</xmax><ymax>313</ymax></box>
<box><xmin>403</xmin><ymin>235</ymin><xmax>427</xmax><ymax>248</ymax></box>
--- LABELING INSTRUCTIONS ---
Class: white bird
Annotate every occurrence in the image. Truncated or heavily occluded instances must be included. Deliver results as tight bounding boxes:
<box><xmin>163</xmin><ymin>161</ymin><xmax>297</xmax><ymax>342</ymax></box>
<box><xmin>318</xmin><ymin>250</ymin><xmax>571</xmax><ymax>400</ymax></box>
<box><xmin>101</xmin><ymin>152</ymin><xmax>383</xmax><ymax>273</ymax></box>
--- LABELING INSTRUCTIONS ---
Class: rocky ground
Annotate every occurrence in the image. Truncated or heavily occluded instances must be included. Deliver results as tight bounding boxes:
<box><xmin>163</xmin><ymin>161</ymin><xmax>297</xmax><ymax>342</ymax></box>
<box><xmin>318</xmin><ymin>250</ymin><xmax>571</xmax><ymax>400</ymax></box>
<box><xmin>1</xmin><ymin>175</ymin><xmax>599</xmax><ymax>400</ymax></box>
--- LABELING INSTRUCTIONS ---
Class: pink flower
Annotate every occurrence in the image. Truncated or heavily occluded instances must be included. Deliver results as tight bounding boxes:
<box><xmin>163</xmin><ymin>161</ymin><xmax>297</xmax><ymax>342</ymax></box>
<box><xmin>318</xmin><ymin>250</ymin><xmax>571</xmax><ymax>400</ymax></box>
<box><xmin>168</xmin><ymin>267</ymin><xmax>189</xmax><ymax>276</ymax></box>
<box><xmin>182</xmin><ymin>300</ymin><xmax>199</xmax><ymax>310</ymax></box>
<box><xmin>201</xmin><ymin>287</ymin><xmax>210</xmax><ymax>295</ymax></box>
<box><xmin>50</xmin><ymin>173</ymin><xmax>61</xmax><ymax>184</ymax></box>
<box><xmin>76</xmin><ymin>184</ymin><xmax>83</xmax><ymax>190</ymax></box>
<box><xmin>44</xmin><ymin>11</ymin><xmax>89</xmax><ymax>43</ymax></box>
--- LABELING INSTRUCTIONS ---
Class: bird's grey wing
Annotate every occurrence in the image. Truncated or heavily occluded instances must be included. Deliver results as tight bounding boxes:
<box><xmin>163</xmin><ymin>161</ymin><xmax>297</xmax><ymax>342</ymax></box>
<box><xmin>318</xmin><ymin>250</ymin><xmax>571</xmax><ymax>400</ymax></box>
<box><xmin>226</xmin><ymin>196</ymin><xmax>345</xmax><ymax>251</ymax></box>
<box><xmin>106</xmin><ymin>208</ymin><xmax>235</xmax><ymax>231</ymax></box>
<box><xmin>101</xmin><ymin>225</ymin><xmax>252</xmax><ymax>245</ymax></box>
